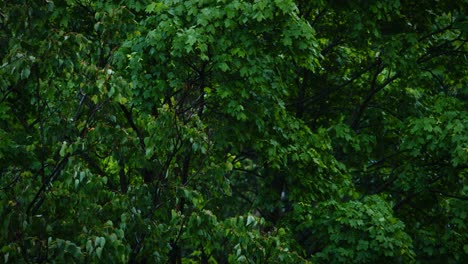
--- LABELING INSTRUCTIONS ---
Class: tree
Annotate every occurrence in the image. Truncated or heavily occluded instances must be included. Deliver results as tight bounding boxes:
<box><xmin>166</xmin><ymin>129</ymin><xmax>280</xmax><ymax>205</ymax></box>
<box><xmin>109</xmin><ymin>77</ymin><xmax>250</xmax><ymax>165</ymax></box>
<box><xmin>1</xmin><ymin>0</ymin><xmax>466</xmax><ymax>263</ymax></box>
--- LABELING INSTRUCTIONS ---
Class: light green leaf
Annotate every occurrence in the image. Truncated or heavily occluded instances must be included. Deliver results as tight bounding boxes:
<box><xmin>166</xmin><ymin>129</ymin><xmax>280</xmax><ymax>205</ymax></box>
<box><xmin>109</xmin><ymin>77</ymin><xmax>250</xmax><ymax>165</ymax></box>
<box><xmin>96</xmin><ymin>247</ymin><xmax>102</xmax><ymax>258</ymax></box>
<box><xmin>59</xmin><ymin>141</ymin><xmax>67</xmax><ymax>157</ymax></box>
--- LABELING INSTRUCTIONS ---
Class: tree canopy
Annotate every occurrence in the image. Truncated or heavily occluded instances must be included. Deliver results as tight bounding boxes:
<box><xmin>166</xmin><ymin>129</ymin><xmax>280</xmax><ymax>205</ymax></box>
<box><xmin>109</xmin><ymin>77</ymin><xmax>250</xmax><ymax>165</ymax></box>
<box><xmin>1</xmin><ymin>0</ymin><xmax>466</xmax><ymax>263</ymax></box>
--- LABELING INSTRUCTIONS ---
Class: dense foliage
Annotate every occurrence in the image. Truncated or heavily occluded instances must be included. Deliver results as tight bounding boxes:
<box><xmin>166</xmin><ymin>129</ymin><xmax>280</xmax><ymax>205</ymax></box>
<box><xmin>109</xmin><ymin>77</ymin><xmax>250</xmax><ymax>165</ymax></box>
<box><xmin>1</xmin><ymin>0</ymin><xmax>466</xmax><ymax>263</ymax></box>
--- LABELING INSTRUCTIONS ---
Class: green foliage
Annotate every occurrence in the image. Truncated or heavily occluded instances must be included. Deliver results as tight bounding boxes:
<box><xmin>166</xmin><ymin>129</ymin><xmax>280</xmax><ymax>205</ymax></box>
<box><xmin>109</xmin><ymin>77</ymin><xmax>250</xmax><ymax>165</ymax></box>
<box><xmin>293</xmin><ymin>196</ymin><xmax>414</xmax><ymax>263</ymax></box>
<box><xmin>1</xmin><ymin>0</ymin><xmax>466</xmax><ymax>263</ymax></box>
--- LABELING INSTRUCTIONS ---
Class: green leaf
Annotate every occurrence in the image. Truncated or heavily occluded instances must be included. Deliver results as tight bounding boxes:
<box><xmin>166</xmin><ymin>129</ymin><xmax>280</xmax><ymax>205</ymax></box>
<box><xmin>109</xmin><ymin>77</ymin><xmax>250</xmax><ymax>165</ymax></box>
<box><xmin>21</xmin><ymin>68</ymin><xmax>30</xmax><ymax>79</ymax></box>
<box><xmin>246</xmin><ymin>215</ymin><xmax>255</xmax><ymax>226</ymax></box>
<box><xmin>96</xmin><ymin>247</ymin><xmax>102</xmax><ymax>259</ymax></box>
<box><xmin>217</xmin><ymin>62</ymin><xmax>230</xmax><ymax>72</ymax></box>
<box><xmin>59</xmin><ymin>141</ymin><xmax>67</xmax><ymax>157</ymax></box>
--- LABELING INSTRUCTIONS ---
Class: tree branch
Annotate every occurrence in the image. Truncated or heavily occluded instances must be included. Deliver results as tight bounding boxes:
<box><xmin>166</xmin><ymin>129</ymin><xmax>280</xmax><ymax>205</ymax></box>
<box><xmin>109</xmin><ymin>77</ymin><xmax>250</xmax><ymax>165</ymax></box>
<box><xmin>27</xmin><ymin>154</ymin><xmax>70</xmax><ymax>215</ymax></box>
<box><xmin>350</xmin><ymin>62</ymin><xmax>386</xmax><ymax>130</ymax></box>
<box><xmin>432</xmin><ymin>190</ymin><xmax>468</xmax><ymax>201</ymax></box>
<box><xmin>119</xmin><ymin>104</ymin><xmax>146</xmax><ymax>153</ymax></box>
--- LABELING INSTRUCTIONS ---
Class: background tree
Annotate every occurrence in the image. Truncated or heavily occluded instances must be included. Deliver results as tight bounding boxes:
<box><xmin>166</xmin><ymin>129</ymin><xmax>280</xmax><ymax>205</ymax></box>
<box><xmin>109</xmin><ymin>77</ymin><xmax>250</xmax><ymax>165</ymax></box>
<box><xmin>1</xmin><ymin>0</ymin><xmax>466</xmax><ymax>263</ymax></box>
